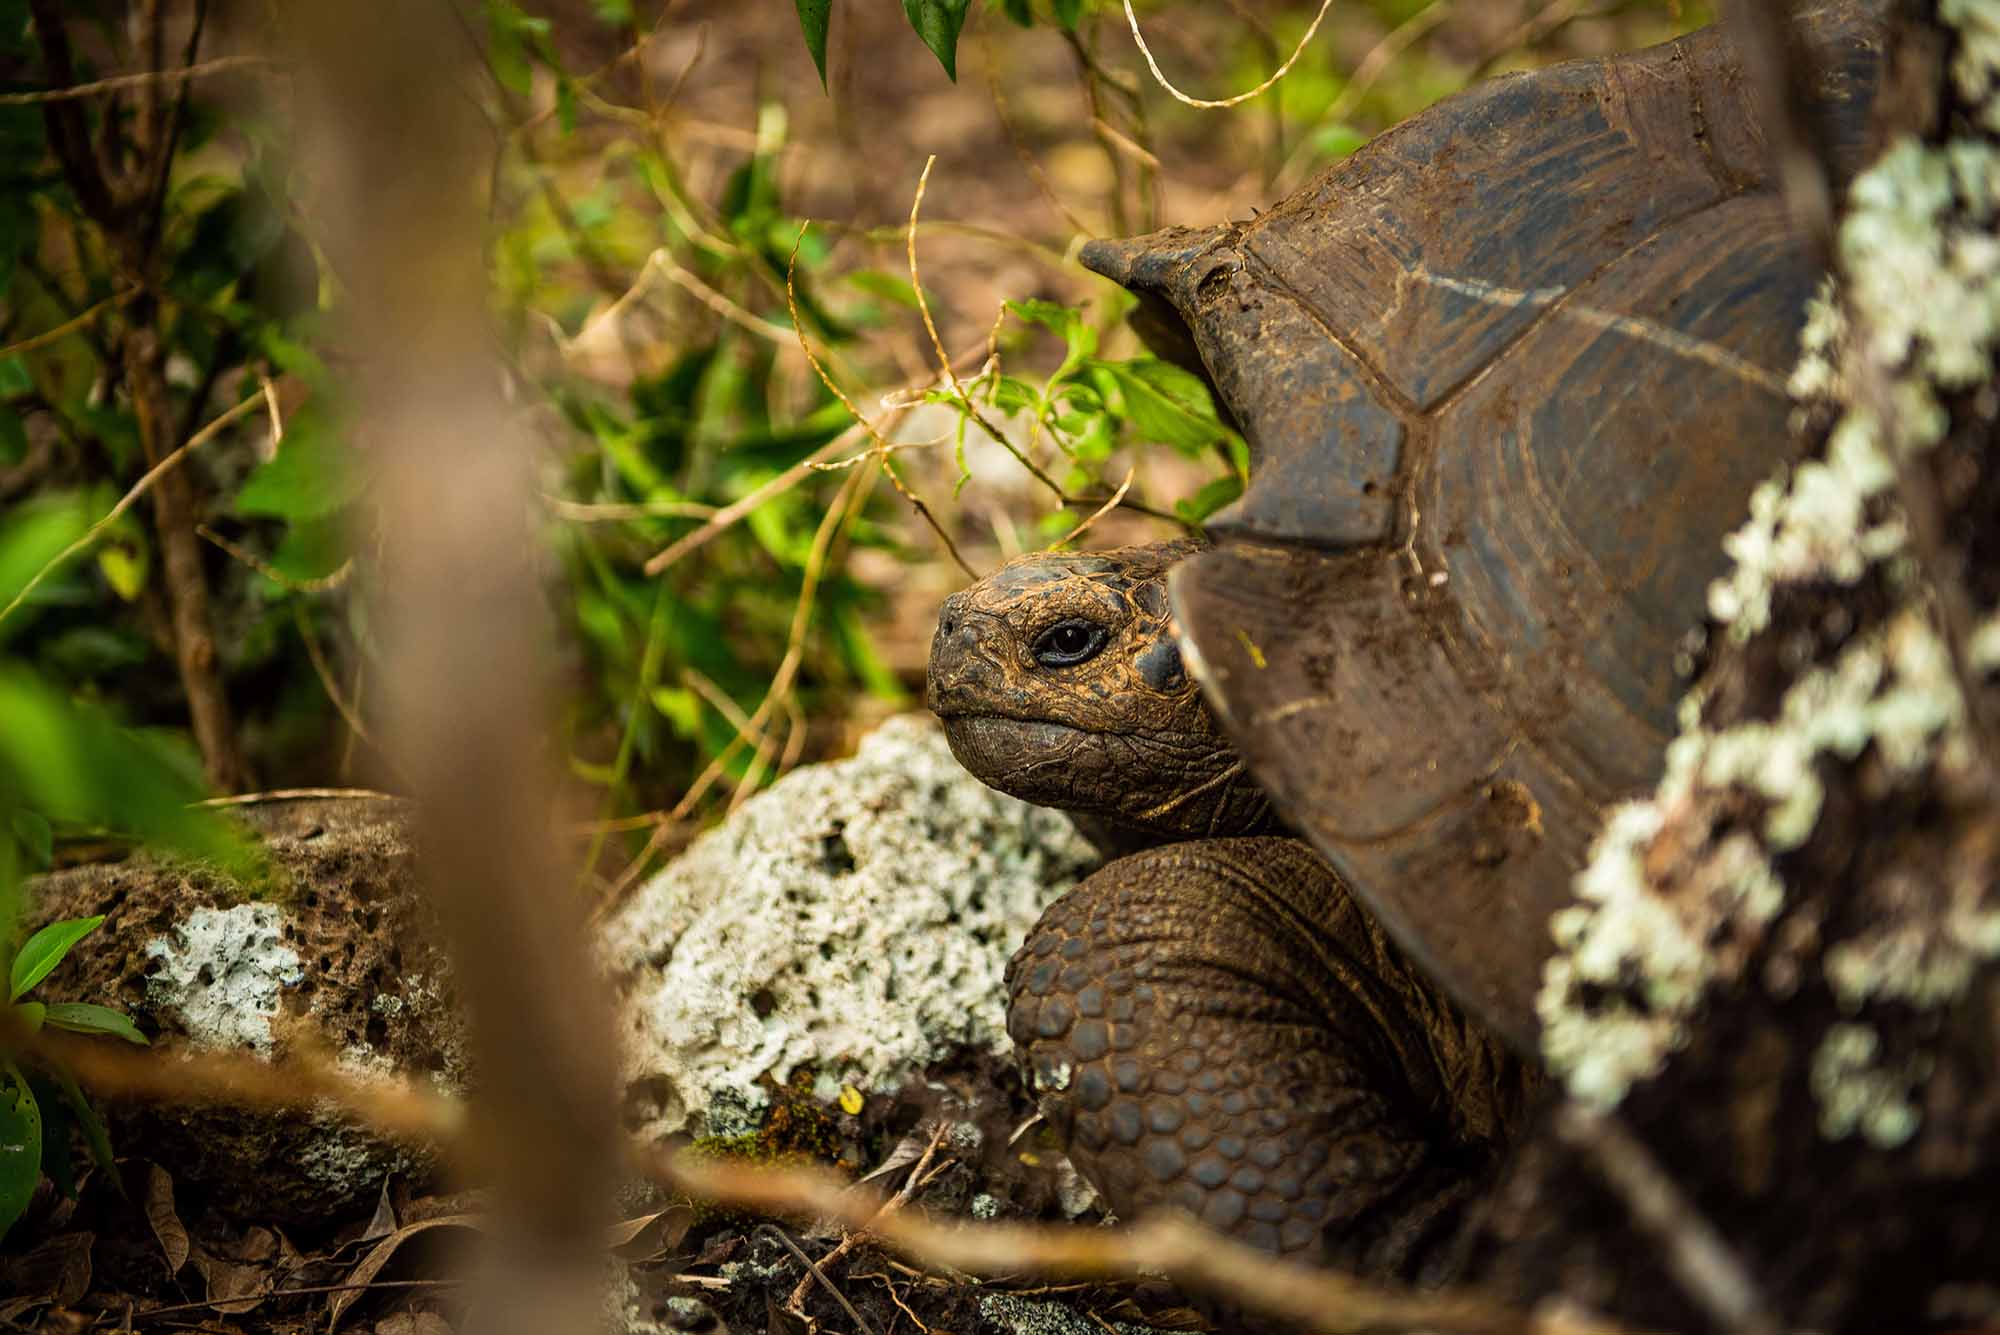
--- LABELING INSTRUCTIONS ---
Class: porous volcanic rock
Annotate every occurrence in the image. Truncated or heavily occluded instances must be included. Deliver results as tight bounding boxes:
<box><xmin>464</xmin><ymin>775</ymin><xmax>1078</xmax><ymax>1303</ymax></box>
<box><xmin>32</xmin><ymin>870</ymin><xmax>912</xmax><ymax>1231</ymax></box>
<box><xmin>602</xmin><ymin>714</ymin><xmax>1098</xmax><ymax>1140</ymax></box>
<box><xmin>20</xmin><ymin>796</ymin><xmax>461</xmax><ymax>1227</ymax></box>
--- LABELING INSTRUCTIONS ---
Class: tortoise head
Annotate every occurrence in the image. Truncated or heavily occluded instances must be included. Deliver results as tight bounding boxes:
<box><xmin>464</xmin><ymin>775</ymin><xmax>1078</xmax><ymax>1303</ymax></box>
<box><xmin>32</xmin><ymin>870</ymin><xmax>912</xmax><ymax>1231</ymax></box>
<box><xmin>927</xmin><ymin>538</ymin><xmax>1272</xmax><ymax>841</ymax></box>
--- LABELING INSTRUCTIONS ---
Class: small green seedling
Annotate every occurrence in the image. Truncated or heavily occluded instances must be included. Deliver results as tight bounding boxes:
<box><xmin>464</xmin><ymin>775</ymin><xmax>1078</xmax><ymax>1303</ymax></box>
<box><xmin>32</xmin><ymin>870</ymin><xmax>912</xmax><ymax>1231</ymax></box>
<box><xmin>1</xmin><ymin>915</ymin><xmax>147</xmax><ymax>1239</ymax></box>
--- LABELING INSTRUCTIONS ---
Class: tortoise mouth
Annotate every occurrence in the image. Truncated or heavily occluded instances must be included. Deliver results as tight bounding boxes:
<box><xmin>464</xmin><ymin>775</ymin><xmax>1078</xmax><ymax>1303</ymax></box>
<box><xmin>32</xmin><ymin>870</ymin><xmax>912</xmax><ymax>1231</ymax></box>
<box><xmin>938</xmin><ymin>714</ymin><xmax>1096</xmax><ymax>792</ymax></box>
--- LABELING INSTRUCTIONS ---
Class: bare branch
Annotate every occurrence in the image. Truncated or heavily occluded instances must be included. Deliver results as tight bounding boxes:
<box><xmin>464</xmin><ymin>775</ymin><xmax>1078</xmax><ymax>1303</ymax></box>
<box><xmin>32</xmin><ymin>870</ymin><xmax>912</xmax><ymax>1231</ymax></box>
<box><xmin>0</xmin><ymin>52</ymin><xmax>272</xmax><ymax>105</ymax></box>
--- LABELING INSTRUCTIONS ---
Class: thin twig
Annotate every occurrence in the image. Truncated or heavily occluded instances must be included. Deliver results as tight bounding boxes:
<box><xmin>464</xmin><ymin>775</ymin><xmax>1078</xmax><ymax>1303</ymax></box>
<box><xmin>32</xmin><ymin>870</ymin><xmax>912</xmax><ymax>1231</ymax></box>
<box><xmin>1120</xmin><ymin>0</ymin><xmax>1337</xmax><ymax>109</ymax></box>
<box><xmin>904</xmin><ymin>158</ymin><xmax>1177</xmax><ymax>527</ymax></box>
<box><xmin>1554</xmin><ymin>1105</ymin><xmax>1779</xmax><ymax>1335</ymax></box>
<box><xmin>258</xmin><ymin>371</ymin><xmax>285</xmax><ymax>445</ymax></box>
<box><xmin>130</xmin><ymin>1278</ymin><xmax>461</xmax><ymax>1320</ymax></box>
<box><xmin>1467</xmin><ymin>0</ymin><xmax>1600</xmax><ymax>81</ymax></box>
<box><xmin>727</xmin><ymin>454</ymin><xmax>877</xmax><ymax>811</ymax></box>
<box><xmin>761</xmin><ymin>1225</ymin><xmax>880</xmax><ymax>1335</ymax></box>
<box><xmin>788</xmin><ymin>1122</ymin><xmax>953</xmax><ymax>1315</ymax></box>
<box><xmin>787</xmin><ymin>219</ymin><xmax>978</xmax><ymax>580</ymax></box>
<box><xmin>188</xmin><ymin>787</ymin><xmax>401</xmax><ymax>808</ymax></box>
<box><xmin>197</xmin><ymin>524</ymin><xmax>354</xmax><ymax>594</ymax></box>
<box><xmin>27</xmin><ymin>1025</ymin><xmax>1642</xmax><ymax>1335</ymax></box>
<box><xmin>544</xmin><ymin>495</ymin><xmax>719</xmax><ymax>522</ymax></box>
<box><xmin>1276</xmin><ymin>0</ymin><xmax>1455</xmax><ymax>189</ymax></box>
<box><xmin>0</xmin><ymin>285</ymin><xmax>141</xmax><ymax>357</ymax></box>
<box><xmin>982</xmin><ymin>35</ymin><xmax>1097</xmax><ymax>238</ymax></box>
<box><xmin>861</xmin><ymin>1271</ymin><xmax>936</xmax><ymax>1335</ymax></box>
<box><xmin>650</xmin><ymin>248</ymin><xmax>796</xmax><ymax>343</ymax></box>
<box><xmin>600</xmin><ymin>458</ymin><xmax>877</xmax><ymax>902</ymax></box>
<box><xmin>1088</xmin><ymin>117</ymin><xmax>1162</xmax><ymax>171</ymax></box>
<box><xmin>853</xmin><ymin>219</ymin><xmax>1073</xmax><ymax>271</ymax></box>
<box><xmin>0</xmin><ymin>53</ymin><xmax>274</xmax><ymax>104</ymax></box>
<box><xmin>641</xmin><ymin>428</ymin><xmax>860</xmax><ymax>575</ymax></box>
<box><xmin>684</xmin><ymin>668</ymin><xmax>776</xmax><ymax>753</ymax></box>
<box><xmin>1054</xmin><ymin>467</ymin><xmax>1134</xmax><ymax>549</ymax></box>
<box><xmin>291</xmin><ymin>602</ymin><xmax>384</xmax><ymax>759</ymax></box>
<box><xmin>0</xmin><ymin>393</ymin><xmax>262</xmax><ymax>627</ymax></box>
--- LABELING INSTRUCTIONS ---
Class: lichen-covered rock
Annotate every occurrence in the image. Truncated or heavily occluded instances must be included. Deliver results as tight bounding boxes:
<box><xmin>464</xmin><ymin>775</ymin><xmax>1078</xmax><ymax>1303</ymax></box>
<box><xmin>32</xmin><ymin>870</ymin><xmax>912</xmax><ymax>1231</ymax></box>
<box><xmin>21</xmin><ymin>797</ymin><xmax>462</xmax><ymax>1226</ymax></box>
<box><xmin>603</xmin><ymin>714</ymin><xmax>1097</xmax><ymax>1140</ymax></box>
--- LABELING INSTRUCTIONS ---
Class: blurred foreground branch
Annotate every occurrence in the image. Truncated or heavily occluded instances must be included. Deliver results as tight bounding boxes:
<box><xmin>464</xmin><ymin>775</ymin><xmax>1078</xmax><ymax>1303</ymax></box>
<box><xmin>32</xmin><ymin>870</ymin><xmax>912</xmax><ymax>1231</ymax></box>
<box><xmin>289</xmin><ymin>4</ymin><xmax>620</xmax><ymax>1332</ymax></box>
<box><xmin>31</xmin><ymin>1029</ymin><xmax>1632</xmax><ymax>1335</ymax></box>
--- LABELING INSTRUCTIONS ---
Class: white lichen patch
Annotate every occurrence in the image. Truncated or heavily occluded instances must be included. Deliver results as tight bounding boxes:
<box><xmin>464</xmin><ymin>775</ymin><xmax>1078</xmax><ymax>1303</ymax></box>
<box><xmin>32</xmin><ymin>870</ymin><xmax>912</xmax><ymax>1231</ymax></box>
<box><xmin>1971</xmin><ymin>611</ymin><xmax>2000</xmax><ymax>673</ymax></box>
<box><xmin>1545</xmin><ymin>45</ymin><xmax>2000</xmax><ymax>1121</ymax></box>
<box><xmin>1944</xmin><ymin>0</ymin><xmax>2000</xmax><ymax>132</ymax></box>
<box><xmin>1810</xmin><ymin>1023</ymin><xmax>1928</xmax><ymax>1147</ymax></box>
<box><xmin>143</xmin><ymin>904</ymin><xmax>304</xmax><ymax>1055</ymax></box>
<box><xmin>1711</xmin><ymin>136</ymin><xmax>2000</xmax><ymax>642</ymax></box>
<box><xmin>1544</xmin><ymin>593</ymin><xmax>1978</xmax><ymax>1109</ymax></box>
<box><xmin>603</xmin><ymin>715</ymin><xmax>1097</xmax><ymax>1139</ymax></box>
<box><xmin>1542</xmin><ymin>818</ymin><xmax>1784</xmax><ymax>1108</ymax></box>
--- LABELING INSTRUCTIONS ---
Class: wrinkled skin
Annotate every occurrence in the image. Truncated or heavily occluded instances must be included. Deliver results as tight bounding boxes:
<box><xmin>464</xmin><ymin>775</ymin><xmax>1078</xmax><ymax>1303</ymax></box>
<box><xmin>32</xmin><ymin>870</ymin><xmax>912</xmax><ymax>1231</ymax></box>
<box><xmin>929</xmin><ymin>539</ymin><xmax>1273</xmax><ymax>841</ymax></box>
<box><xmin>928</xmin><ymin>542</ymin><xmax>1536</xmax><ymax>1278</ymax></box>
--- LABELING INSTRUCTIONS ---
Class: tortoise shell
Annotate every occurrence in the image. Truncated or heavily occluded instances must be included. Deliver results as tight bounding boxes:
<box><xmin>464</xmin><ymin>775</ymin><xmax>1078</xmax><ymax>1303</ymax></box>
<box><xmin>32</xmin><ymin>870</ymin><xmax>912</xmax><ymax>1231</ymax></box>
<box><xmin>1080</xmin><ymin>4</ymin><xmax>1886</xmax><ymax>1045</ymax></box>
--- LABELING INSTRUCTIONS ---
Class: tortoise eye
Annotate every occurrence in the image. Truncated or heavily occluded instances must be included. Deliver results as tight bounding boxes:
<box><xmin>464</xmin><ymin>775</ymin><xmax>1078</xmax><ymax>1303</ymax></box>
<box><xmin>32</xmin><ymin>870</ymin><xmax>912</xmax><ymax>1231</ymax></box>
<box><xmin>1032</xmin><ymin>619</ymin><xmax>1106</xmax><ymax>668</ymax></box>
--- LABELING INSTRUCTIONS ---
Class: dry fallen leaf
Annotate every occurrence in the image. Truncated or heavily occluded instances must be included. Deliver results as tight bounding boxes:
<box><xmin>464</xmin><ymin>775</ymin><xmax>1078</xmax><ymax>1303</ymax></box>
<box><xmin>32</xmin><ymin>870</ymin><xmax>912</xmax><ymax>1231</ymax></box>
<box><xmin>329</xmin><ymin>1214</ymin><xmax>484</xmax><ymax>1333</ymax></box>
<box><xmin>143</xmin><ymin>1164</ymin><xmax>189</xmax><ymax>1276</ymax></box>
<box><xmin>607</xmin><ymin>1205</ymin><xmax>696</xmax><ymax>1260</ymax></box>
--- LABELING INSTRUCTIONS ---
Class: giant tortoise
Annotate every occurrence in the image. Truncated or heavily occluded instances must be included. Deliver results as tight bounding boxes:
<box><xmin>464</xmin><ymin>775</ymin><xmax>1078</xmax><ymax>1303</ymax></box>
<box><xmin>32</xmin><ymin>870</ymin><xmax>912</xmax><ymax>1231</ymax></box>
<box><xmin>927</xmin><ymin>3</ymin><xmax>1884</xmax><ymax>1279</ymax></box>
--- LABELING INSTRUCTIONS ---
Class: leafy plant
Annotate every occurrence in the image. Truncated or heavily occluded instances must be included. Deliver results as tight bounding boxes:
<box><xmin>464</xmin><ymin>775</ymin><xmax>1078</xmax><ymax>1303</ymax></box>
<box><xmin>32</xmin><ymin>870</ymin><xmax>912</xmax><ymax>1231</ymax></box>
<box><xmin>0</xmin><ymin>490</ymin><xmax>253</xmax><ymax>1242</ymax></box>
<box><xmin>1</xmin><ymin>914</ymin><xmax>145</xmax><ymax>1240</ymax></box>
<box><xmin>966</xmin><ymin>298</ymin><xmax>1247</xmax><ymax>533</ymax></box>
<box><xmin>793</xmin><ymin>0</ymin><xmax>1090</xmax><ymax>81</ymax></box>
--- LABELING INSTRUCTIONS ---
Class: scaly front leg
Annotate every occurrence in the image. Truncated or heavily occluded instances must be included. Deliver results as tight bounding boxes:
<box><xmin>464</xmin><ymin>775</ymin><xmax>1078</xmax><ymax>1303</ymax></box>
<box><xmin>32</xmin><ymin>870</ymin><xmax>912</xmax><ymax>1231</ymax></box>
<box><xmin>1007</xmin><ymin>836</ymin><xmax>1538</xmax><ymax>1280</ymax></box>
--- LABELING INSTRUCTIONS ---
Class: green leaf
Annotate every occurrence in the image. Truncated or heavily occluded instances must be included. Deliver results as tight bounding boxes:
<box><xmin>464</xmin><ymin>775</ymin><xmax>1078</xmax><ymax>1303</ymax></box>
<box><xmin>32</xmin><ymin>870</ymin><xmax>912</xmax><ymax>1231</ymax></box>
<box><xmin>1053</xmin><ymin>0</ymin><xmax>1083</xmax><ymax>30</ymax></box>
<box><xmin>1308</xmin><ymin>123</ymin><xmax>1368</xmax><ymax>162</ymax></box>
<box><xmin>267</xmin><ymin>514</ymin><xmax>353</xmax><ymax>584</ymax></box>
<box><xmin>233</xmin><ymin>408</ymin><xmax>361</xmax><ymax>521</ymax></box>
<box><xmin>794</xmin><ymin>0</ymin><xmax>832</xmax><ymax>88</ymax></box>
<box><xmin>96</xmin><ymin>542</ymin><xmax>148</xmax><ymax>601</ymax></box>
<box><xmin>1005</xmin><ymin>297</ymin><xmax>1077</xmax><ymax>336</ymax></box>
<box><xmin>51</xmin><ymin>1065</ymin><xmax>117</xmax><ymax>1186</ymax></box>
<box><xmin>10</xmin><ymin>915</ymin><xmax>103</xmax><ymax>1001</ymax></box>
<box><xmin>1006</xmin><ymin>299</ymin><xmax>1100</xmax><ymax>386</ymax></box>
<box><xmin>0</xmin><ymin>1061</ymin><xmax>41</xmax><ymax>1240</ymax></box>
<box><xmin>23</xmin><ymin>1071</ymin><xmax>73</xmax><ymax>1200</ymax></box>
<box><xmin>555</xmin><ymin>75</ymin><xmax>578</xmax><ymax>133</ymax></box>
<box><xmin>1000</xmin><ymin>0</ymin><xmax>1032</xmax><ymax>26</ymax></box>
<box><xmin>0</xmin><ymin>410</ymin><xmax>24</xmax><ymax>466</ymax></box>
<box><xmin>35</xmin><ymin>626</ymin><xmax>150</xmax><ymax>680</ymax></box>
<box><xmin>568</xmin><ymin>756</ymin><xmax>621</xmax><ymax>787</ymax></box>
<box><xmin>1175</xmin><ymin>472</ymin><xmax>1246</xmax><ymax>524</ymax></box>
<box><xmin>844</xmin><ymin>269</ymin><xmax>920</xmax><ymax>308</ymax></box>
<box><xmin>901</xmin><ymin>0</ymin><xmax>972</xmax><ymax>80</ymax></box>
<box><xmin>990</xmin><ymin>375</ymin><xmax>1042</xmax><ymax>417</ymax></box>
<box><xmin>0</xmin><ymin>671</ymin><xmax>258</xmax><ymax>885</ymax></box>
<box><xmin>0</xmin><ymin>356</ymin><xmax>30</xmax><ymax>398</ymax></box>
<box><xmin>1096</xmin><ymin>358</ymin><xmax>1234</xmax><ymax>456</ymax></box>
<box><xmin>834</xmin><ymin>605</ymin><xmax>909</xmax><ymax>705</ymax></box>
<box><xmin>648</xmin><ymin>686</ymin><xmax>702</xmax><ymax>739</ymax></box>
<box><xmin>10</xmin><ymin>810</ymin><xmax>50</xmax><ymax>871</ymax></box>
<box><xmin>0</xmin><ymin>493</ymin><xmax>91</xmax><ymax>635</ymax></box>
<box><xmin>44</xmin><ymin>1002</ymin><xmax>149</xmax><ymax>1045</ymax></box>
<box><xmin>485</xmin><ymin>0</ymin><xmax>551</xmax><ymax>95</ymax></box>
